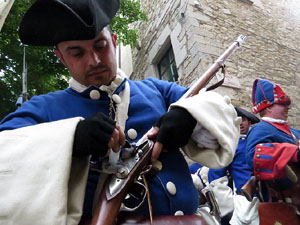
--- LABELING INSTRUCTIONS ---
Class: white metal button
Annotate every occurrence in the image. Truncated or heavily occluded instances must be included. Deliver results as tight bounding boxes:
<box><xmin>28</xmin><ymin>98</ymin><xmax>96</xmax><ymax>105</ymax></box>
<box><xmin>152</xmin><ymin>160</ymin><xmax>163</xmax><ymax>171</ymax></box>
<box><xmin>166</xmin><ymin>181</ymin><xmax>176</xmax><ymax>195</ymax></box>
<box><xmin>174</xmin><ymin>210</ymin><xmax>184</xmax><ymax>216</ymax></box>
<box><xmin>127</xmin><ymin>128</ymin><xmax>137</xmax><ymax>140</ymax></box>
<box><xmin>89</xmin><ymin>89</ymin><xmax>100</xmax><ymax>100</ymax></box>
<box><xmin>112</xmin><ymin>94</ymin><xmax>121</xmax><ymax>104</ymax></box>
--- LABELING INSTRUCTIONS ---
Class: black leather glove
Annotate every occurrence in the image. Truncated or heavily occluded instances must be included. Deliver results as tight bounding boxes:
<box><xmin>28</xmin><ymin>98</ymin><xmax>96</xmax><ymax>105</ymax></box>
<box><xmin>73</xmin><ymin>112</ymin><xmax>116</xmax><ymax>157</ymax></box>
<box><xmin>155</xmin><ymin>107</ymin><xmax>197</xmax><ymax>150</ymax></box>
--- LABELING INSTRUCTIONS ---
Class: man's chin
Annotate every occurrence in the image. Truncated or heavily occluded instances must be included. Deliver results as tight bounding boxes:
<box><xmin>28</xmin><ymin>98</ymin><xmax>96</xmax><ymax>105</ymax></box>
<box><xmin>88</xmin><ymin>73</ymin><xmax>116</xmax><ymax>87</ymax></box>
<box><xmin>89</xmin><ymin>77</ymin><xmax>108</xmax><ymax>87</ymax></box>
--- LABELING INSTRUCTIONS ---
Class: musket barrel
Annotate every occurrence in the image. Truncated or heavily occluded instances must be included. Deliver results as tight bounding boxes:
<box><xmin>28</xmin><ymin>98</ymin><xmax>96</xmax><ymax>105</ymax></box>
<box><xmin>181</xmin><ymin>35</ymin><xmax>246</xmax><ymax>99</ymax></box>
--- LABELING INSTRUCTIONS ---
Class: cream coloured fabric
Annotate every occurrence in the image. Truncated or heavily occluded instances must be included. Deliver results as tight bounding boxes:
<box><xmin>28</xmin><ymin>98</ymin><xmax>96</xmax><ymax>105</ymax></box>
<box><xmin>229</xmin><ymin>195</ymin><xmax>259</xmax><ymax>225</ymax></box>
<box><xmin>171</xmin><ymin>90</ymin><xmax>240</xmax><ymax>169</ymax></box>
<box><xmin>191</xmin><ymin>123</ymin><xmax>219</xmax><ymax>149</ymax></box>
<box><xmin>0</xmin><ymin>117</ymin><xmax>89</xmax><ymax>225</ymax></box>
<box><xmin>0</xmin><ymin>0</ymin><xmax>14</xmax><ymax>31</ymax></box>
<box><xmin>202</xmin><ymin>176</ymin><xmax>234</xmax><ymax>217</ymax></box>
<box><xmin>195</xmin><ymin>205</ymin><xmax>220</xmax><ymax>225</ymax></box>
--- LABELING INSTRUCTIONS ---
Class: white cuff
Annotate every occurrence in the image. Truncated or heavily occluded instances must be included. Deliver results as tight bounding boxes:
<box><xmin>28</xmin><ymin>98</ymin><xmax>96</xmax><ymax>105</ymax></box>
<box><xmin>170</xmin><ymin>90</ymin><xmax>241</xmax><ymax>168</ymax></box>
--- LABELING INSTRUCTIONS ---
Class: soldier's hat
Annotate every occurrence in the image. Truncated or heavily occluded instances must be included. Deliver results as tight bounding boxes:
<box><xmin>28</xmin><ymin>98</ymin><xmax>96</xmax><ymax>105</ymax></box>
<box><xmin>251</xmin><ymin>78</ymin><xmax>291</xmax><ymax>114</ymax></box>
<box><xmin>235</xmin><ymin>107</ymin><xmax>260</xmax><ymax>124</ymax></box>
<box><xmin>19</xmin><ymin>0</ymin><xmax>120</xmax><ymax>46</ymax></box>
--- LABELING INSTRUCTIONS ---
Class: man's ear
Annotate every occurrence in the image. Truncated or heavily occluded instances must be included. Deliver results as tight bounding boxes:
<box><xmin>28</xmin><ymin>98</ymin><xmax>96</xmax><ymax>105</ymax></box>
<box><xmin>54</xmin><ymin>48</ymin><xmax>66</xmax><ymax>66</ymax></box>
<box><xmin>264</xmin><ymin>106</ymin><xmax>273</xmax><ymax>114</ymax></box>
<box><xmin>112</xmin><ymin>33</ymin><xmax>117</xmax><ymax>48</ymax></box>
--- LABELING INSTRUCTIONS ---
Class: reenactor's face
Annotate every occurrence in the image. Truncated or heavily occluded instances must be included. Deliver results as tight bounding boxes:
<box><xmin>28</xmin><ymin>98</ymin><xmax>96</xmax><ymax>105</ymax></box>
<box><xmin>54</xmin><ymin>27</ymin><xmax>118</xmax><ymax>87</ymax></box>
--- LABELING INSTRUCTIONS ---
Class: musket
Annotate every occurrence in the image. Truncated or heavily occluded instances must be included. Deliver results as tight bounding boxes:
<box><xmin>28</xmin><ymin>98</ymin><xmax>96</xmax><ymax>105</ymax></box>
<box><xmin>91</xmin><ymin>35</ymin><xmax>246</xmax><ymax>225</ymax></box>
<box><xmin>21</xmin><ymin>46</ymin><xmax>28</xmax><ymax>102</ymax></box>
<box><xmin>16</xmin><ymin>47</ymin><xmax>28</xmax><ymax>108</ymax></box>
<box><xmin>181</xmin><ymin>35</ymin><xmax>246</xmax><ymax>99</ymax></box>
<box><xmin>91</xmin><ymin>138</ymin><xmax>154</xmax><ymax>225</ymax></box>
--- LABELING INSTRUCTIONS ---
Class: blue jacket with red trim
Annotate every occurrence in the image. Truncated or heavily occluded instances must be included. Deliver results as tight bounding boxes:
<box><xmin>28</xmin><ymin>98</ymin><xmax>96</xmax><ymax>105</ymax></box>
<box><xmin>246</xmin><ymin>121</ymin><xmax>300</xmax><ymax>181</ymax></box>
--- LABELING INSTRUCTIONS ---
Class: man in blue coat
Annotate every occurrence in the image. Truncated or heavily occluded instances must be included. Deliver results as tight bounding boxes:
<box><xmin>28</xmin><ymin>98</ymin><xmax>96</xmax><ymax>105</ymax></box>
<box><xmin>246</xmin><ymin>78</ymin><xmax>300</xmax><ymax>200</ymax></box>
<box><xmin>0</xmin><ymin>0</ymin><xmax>239</xmax><ymax>224</ymax></box>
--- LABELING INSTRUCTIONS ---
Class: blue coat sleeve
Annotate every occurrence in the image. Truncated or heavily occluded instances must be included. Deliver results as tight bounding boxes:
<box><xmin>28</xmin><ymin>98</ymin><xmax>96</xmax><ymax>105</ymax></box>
<box><xmin>246</xmin><ymin>122</ymin><xmax>298</xmax><ymax>170</ymax></box>
<box><xmin>145</xmin><ymin>77</ymin><xmax>188</xmax><ymax>107</ymax></box>
<box><xmin>0</xmin><ymin>95</ymin><xmax>49</xmax><ymax>131</ymax></box>
<box><xmin>208</xmin><ymin>138</ymin><xmax>252</xmax><ymax>193</ymax></box>
<box><xmin>291</xmin><ymin>127</ymin><xmax>300</xmax><ymax>139</ymax></box>
<box><xmin>226</xmin><ymin>139</ymin><xmax>252</xmax><ymax>192</ymax></box>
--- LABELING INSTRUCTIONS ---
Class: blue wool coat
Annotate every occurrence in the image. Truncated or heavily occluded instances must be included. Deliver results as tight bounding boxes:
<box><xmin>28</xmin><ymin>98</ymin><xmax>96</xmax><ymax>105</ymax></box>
<box><xmin>0</xmin><ymin>77</ymin><xmax>199</xmax><ymax>217</ymax></box>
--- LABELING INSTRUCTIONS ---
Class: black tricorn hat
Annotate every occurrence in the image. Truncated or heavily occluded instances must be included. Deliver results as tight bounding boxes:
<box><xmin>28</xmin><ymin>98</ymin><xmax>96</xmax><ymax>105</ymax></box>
<box><xmin>235</xmin><ymin>107</ymin><xmax>260</xmax><ymax>124</ymax></box>
<box><xmin>19</xmin><ymin>0</ymin><xmax>120</xmax><ymax>46</ymax></box>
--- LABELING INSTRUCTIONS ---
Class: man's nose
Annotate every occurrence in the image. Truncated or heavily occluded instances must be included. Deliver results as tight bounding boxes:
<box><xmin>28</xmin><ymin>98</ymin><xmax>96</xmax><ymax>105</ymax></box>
<box><xmin>88</xmin><ymin>51</ymin><xmax>101</xmax><ymax>66</ymax></box>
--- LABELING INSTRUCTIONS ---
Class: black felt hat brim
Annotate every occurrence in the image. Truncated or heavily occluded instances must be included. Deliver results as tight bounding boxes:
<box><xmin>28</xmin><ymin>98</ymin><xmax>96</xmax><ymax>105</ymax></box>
<box><xmin>235</xmin><ymin>107</ymin><xmax>260</xmax><ymax>124</ymax></box>
<box><xmin>19</xmin><ymin>0</ymin><xmax>119</xmax><ymax>46</ymax></box>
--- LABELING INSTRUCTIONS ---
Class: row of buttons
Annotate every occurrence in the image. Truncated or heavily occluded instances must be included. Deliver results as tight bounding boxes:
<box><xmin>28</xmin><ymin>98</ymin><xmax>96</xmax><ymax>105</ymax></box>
<box><xmin>255</xmin><ymin>144</ymin><xmax>263</xmax><ymax>177</ymax></box>
<box><xmin>89</xmin><ymin>89</ymin><xmax>138</xmax><ymax>140</ymax></box>
<box><xmin>90</xmin><ymin>89</ymin><xmax>122</xmax><ymax>103</ymax></box>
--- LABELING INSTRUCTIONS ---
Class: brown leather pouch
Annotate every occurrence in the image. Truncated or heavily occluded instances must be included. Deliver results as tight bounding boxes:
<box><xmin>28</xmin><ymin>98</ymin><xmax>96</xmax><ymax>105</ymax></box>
<box><xmin>241</xmin><ymin>177</ymin><xmax>300</xmax><ymax>225</ymax></box>
<box><xmin>259</xmin><ymin>202</ymin><xmax>299</xmax><ymax>225</ymax></box>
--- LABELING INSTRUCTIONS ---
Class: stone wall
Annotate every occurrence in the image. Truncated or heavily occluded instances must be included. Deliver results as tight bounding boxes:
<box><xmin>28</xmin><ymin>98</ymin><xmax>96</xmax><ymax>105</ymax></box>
<box><xmin>128</xmin><ymin>0</ymin><xmax>300</xmax><ymax>128</ymax></box>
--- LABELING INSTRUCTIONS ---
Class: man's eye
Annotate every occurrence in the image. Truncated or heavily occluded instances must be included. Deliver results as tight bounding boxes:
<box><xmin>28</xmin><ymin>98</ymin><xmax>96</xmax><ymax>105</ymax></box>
<box><xmin>71</xmin><ymin>52</ymin><xmax>84</xmax><ymax>57</ymax></box>
<box><xmin>96</xmin><ymin>40</ymin><xmax>107</xmax><ymax>49</ymax></box>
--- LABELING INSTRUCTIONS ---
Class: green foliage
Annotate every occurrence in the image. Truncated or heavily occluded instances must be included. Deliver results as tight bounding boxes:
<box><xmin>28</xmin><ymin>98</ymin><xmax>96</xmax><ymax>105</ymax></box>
<box><xmin>111</xmin><ymin>0</ymin><xmax>147</xmax><ymax>47</ymax></box>
<box><xmin>0</xmin><ymin>0</ymin><xmax>147</xmax><ymax>120</ymax></box>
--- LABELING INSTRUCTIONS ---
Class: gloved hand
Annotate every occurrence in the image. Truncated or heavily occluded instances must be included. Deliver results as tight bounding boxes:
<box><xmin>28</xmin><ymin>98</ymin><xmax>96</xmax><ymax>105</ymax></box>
<box><xmin>73</xmin><ymin>112</ymin><xmax>123</xmax><ymax>157</ymax></box>
<box><xmin>154</xmin><ymin>107</ymin><xmax>197</xmax><ymax>150</ymax></box>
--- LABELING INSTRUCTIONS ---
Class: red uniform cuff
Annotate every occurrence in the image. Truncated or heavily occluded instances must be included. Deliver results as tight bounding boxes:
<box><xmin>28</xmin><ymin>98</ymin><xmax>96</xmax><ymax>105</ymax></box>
<box><xmin>253</xmin><ymin>143</ymin><xmax>298</xmax><ymax>180</ymax></box>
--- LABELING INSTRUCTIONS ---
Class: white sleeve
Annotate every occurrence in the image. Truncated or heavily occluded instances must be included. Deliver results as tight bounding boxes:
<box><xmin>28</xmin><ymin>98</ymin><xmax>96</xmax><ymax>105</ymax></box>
<box><xmin>170</xmin><ymin>90</ymin><xmax>241</xmax><ymax>169</ymax></box>
<box><xmin>191</xmin><ymin>123</ymin><xmax>220</xmax><ymax>149</ymax></box>
<box><xmin>0</xmin><ymin>117</ymin><xmax>89</xmax><ymax>225</ymax></box>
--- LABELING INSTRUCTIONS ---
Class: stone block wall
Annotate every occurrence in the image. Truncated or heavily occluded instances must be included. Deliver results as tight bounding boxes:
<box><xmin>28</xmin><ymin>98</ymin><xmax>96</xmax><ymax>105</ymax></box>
<box><xmin>129</xmin><ymin>0</ymin><xmax>300</xmax><ymax>128</ymax></box>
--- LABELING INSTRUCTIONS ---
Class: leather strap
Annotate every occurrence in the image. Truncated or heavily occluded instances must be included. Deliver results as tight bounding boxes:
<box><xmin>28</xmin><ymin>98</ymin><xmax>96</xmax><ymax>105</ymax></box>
<box><xmin>141</xmin><ymin>172</ymin><xmax>153</xmax><ymax>225</ymax></box>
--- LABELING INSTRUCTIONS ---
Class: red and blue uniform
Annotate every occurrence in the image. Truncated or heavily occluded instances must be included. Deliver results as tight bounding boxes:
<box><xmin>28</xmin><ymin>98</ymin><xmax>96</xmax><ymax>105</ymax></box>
<box><xmin>246</xmin><ymin>78</ymin><xmax>300</xmax><ymax>193</ymax></box>
<box><xmin>246</xmin><ymin>121</ymin><xmax>300</xmax><ymax>183</ymax></box>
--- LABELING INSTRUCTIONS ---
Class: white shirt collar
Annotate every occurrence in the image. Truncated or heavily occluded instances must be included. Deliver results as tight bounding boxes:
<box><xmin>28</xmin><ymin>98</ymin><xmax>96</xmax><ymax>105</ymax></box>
<box><xmin>262</xmin><ymin>117</ymin><xmax>287</xmax><ymax>124</ymax></box>
<box><xmin>68</xmin><ymin>68</ymin><xmax>127</xmax><ymax>94</ymax></box>
<box><xmin>68</xmin><ymin>78</ymin><xmax>88</xmax><ymax>93</ymax></box>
